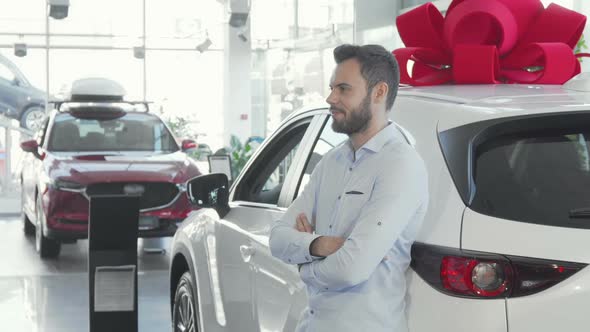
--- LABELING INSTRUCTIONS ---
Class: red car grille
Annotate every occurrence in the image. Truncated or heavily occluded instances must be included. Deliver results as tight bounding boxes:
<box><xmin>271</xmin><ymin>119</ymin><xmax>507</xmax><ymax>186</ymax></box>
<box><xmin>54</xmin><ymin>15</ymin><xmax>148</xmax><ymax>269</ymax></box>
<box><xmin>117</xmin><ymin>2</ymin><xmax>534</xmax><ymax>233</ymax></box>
<box><xmin>86</xmin><ymin>182</ymin><xmax>180</xmax><ymax>210</ymax></box>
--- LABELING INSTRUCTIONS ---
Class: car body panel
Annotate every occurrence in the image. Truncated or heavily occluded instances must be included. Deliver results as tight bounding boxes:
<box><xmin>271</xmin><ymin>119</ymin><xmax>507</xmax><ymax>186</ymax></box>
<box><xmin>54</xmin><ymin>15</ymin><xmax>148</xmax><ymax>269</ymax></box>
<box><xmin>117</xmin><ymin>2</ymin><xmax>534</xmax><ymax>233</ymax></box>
<box><xmin>394</xmin><ymin>97</ymin><xmax>466</xmax><ymax>248</ymax></box>
<box><xmin>406</xmin><ymin>271</ymin><xmax>508</xmax><ymax>331</ymax></box>
<box><xmin>506</xmin><ymin>266</ymin><xmax>590</xmax><ymax>332</ymax></box>
<box><xmin>462</xmin><ymin>208</ymin><xmax>590</xmax><ymax>264</ymax></box>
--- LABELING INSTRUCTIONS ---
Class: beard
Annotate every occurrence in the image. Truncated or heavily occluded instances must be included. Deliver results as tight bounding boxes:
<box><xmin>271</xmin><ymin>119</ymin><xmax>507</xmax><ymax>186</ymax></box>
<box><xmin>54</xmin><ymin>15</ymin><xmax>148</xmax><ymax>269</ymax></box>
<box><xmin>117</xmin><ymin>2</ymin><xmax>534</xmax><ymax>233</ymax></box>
<box><xmin>331</xmin><ymin>94</ymin><xmax>372</xmax><ymax>135</ymax></box>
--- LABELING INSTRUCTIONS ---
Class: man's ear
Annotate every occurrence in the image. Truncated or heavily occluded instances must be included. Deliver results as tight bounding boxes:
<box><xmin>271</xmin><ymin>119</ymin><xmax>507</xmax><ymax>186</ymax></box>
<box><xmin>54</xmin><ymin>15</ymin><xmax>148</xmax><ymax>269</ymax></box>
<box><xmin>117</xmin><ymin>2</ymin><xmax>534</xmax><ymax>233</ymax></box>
<box><xmin>372</xmin><ymin>82</ymin><xmax>389</xmax><ymax>105</ymax></box>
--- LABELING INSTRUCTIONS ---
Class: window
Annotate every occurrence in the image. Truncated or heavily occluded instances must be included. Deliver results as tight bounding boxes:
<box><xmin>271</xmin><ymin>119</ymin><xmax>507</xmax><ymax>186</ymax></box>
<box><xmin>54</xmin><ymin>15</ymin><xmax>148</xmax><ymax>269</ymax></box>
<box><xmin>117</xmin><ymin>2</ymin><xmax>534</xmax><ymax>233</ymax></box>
<box><xmin>472</xmin><ymin>130</ymin><xmax>590</xmax><ymax>229</ymax></box>
<box><xmin>234</xmin><ymin>119</ymin><xmax>311</xmax><ymax>205</ymax></box>
<box><xmin>48</xmin><ymin>113</ymin><xmax>178</xmax><ymax>152</ymax></box>
<box><xmin>0</xmin><ymin>62</ymin><xmax>15</xmax><ymax>83</ymax></box>
<box><xmin>296</xmin><ymin>116</ymin><xmax>347</xmax><ymax>197</ymax></box>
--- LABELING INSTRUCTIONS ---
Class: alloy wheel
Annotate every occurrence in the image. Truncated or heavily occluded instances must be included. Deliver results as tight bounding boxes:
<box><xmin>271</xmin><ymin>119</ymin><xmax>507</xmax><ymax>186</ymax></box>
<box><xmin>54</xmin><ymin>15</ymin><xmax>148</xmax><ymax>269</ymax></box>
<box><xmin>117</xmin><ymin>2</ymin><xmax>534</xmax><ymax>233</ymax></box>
<box><xmin>174</xmin><ymin>272</ymin><xmax>197</xmax><ymax>332</ymax></box>
<box><xmin>23</xmin><ymin>107</ymin><xmax>45</xmax><ymax>132</ymax></box>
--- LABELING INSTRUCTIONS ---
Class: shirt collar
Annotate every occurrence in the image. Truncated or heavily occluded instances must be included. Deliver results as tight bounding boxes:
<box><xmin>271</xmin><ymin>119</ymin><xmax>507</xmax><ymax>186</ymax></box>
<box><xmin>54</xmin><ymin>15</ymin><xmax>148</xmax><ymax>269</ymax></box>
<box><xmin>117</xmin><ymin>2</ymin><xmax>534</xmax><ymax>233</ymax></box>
<box><xmin>337</xmin><ymin>121</ymin><xmax>402</xmax><ymax>162</ymax></box>
<box><xmin>359</xmin><ymin>121</ymin><xmax>398</xmax><ymax>153</ymax></box>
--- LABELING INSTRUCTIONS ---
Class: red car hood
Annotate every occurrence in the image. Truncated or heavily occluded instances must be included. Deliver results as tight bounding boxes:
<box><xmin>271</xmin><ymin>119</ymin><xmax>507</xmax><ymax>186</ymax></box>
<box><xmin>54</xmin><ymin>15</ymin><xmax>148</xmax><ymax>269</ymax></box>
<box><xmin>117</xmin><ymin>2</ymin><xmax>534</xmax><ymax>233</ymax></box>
<box><xmin>46</xmin><ymin>151</ymin><xmax>200</xmax><ymax>184</ymax></box>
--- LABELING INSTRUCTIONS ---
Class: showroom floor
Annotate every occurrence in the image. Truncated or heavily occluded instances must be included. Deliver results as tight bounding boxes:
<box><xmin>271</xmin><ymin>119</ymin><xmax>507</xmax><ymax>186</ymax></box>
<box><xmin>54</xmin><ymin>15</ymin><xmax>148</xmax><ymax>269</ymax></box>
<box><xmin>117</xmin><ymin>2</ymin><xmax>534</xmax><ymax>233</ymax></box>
<box><xmin>0</xmin><ymin>216</ymin><xmax>172</xmax><ymax>331</ymax></box>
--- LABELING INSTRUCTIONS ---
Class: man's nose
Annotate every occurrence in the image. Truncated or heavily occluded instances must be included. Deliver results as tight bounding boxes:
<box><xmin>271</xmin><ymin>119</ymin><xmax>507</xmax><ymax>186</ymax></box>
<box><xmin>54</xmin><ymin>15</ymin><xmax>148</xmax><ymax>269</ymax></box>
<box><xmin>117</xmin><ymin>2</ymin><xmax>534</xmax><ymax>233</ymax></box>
<box><xmin>326</xmin><ymin>90</ymin><xmax>337</xmax><ymax>105</ymax></box>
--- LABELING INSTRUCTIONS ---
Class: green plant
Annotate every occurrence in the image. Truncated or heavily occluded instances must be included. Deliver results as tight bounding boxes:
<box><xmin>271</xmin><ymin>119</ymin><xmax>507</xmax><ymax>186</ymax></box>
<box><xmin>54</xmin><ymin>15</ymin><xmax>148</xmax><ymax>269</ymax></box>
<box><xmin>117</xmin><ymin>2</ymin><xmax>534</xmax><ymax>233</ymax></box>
<box><xmin>576</xmin><ymin>35</ymin><xmax>587</xmax><ymax>62</ymax></box>
<box><xmin>164</xmin><ymin>115</ymin><xmax>203</xmax><ymax>160</ymax></box>
<box><xmin>229</xmin><ymin>135</ymin><xmax>254</xmax><ymax>179</ymax></box>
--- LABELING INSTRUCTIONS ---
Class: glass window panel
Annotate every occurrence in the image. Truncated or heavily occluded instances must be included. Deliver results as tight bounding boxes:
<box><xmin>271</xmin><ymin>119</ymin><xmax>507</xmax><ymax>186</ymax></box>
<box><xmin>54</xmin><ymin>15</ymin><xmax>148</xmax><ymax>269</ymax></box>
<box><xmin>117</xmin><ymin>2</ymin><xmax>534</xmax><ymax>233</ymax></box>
<box><xmin>49</xmin><ymin>0</ymin><xmax>142</xmax><ymax>38</ymax></box>
<box><xmin>0</xmin><ymin>0</ymin><xmax>46</xmax><ymax>34</ymax></box>
<box><xmin>146</xmin><ymin>51</ymin><xmax>224</xmax><ymax>151</ymax></box>
<box><xmin>145</xmin><ymin>0</ymin><xmax>224</xmax><ymax>50</ymax></box>
<box><xmin>48</xmin><ymin>49</ymin><xmax>143</xmax><ymax>100</ymax></box>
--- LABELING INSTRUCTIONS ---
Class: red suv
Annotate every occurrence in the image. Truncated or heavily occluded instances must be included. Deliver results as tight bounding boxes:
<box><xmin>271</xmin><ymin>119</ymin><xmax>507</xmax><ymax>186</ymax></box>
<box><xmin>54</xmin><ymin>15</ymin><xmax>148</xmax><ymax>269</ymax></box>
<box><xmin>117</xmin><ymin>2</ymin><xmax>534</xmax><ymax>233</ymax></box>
<box><xmin>20</xmin><ymin>98</ymin><xmax>201</xmax><ymax>258</ymax></box>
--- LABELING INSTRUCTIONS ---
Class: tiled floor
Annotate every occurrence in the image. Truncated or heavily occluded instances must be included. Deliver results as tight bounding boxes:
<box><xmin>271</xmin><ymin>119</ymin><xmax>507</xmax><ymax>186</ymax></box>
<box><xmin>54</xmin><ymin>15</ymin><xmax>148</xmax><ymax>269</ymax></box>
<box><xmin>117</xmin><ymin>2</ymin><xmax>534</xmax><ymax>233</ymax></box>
<box><xmin>0</xmin><ymin>216</ymin><xmax>172</xmax><ymax>331</ymax></box>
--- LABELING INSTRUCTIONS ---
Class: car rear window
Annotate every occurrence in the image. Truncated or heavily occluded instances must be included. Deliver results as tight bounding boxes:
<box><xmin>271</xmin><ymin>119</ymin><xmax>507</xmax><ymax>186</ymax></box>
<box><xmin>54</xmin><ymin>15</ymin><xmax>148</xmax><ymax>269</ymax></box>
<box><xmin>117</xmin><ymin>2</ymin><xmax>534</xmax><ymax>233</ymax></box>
<box><xmin>48</xmin><ymin>113</ymin><xmax>179</xmax><ymax>152</ymax></box>
<box><xmin>471</xmin><ymin>130</ymin><xmax>590</xmax><ymax>229</ymax></box>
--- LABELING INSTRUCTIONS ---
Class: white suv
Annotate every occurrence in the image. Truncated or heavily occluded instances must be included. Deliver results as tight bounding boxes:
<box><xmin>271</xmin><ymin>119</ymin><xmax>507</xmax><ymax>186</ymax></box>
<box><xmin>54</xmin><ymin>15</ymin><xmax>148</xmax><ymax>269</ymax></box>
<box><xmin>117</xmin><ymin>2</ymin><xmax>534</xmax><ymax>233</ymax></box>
<box><xmin>169</xmin><ymin>77</ymin><xmax>590</xmax><ymax>332</ymax></box>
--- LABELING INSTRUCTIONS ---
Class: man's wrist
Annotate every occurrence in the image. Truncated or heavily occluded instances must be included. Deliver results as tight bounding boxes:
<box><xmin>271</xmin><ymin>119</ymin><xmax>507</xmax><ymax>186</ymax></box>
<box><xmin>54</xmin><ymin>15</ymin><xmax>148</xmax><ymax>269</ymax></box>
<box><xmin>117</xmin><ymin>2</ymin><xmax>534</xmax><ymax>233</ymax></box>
<box><xmin>309</xmin><ymin>236</ymin><xmax>325</xmax><ymax>258</ymax></box>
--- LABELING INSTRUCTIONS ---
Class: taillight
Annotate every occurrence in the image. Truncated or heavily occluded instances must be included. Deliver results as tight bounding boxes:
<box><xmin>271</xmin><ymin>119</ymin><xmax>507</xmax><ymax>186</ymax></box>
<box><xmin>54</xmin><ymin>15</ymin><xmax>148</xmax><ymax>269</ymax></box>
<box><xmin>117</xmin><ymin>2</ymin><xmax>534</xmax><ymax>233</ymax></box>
<box><xmin>411</xmin><ymin>243</ymin><xmax>587</xmax><ymax>299</ymax></box>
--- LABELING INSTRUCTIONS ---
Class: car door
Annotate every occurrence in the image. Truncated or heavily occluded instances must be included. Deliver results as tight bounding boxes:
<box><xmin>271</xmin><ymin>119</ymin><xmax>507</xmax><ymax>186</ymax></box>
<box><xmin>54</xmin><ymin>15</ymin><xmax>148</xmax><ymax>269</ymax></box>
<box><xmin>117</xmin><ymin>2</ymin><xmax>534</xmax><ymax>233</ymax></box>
<box><xmin>243</xmin><ymin>110</ymin><xmax>349</xmax><ymax>332</ymax></box>
<box><xmin>21</xmin><ymin>117</ymin><xmax>50</xmax><ymax>220</ymax></box>
<box><xmin>212</xmin><ymin>110</ymin><xmax>324</xmax><ymax>332</ymax></box>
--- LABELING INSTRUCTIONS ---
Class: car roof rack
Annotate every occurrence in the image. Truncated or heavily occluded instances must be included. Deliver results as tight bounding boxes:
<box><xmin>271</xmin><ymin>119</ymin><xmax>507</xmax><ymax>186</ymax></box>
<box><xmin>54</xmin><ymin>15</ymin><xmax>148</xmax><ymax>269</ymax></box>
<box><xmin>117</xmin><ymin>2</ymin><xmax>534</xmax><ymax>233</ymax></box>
<box><xmin>51</xmin><ymin>99</ymin><xmax>153</xmax><ymax>113</ymax></box>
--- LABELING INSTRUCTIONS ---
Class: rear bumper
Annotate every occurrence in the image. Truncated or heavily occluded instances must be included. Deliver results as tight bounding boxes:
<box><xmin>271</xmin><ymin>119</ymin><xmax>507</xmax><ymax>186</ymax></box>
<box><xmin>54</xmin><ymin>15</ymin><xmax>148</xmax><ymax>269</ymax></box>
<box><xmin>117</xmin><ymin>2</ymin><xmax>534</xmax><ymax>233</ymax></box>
<box><xmin>406</xmin><ymin>271</ymin><xmax>508</xmax><ymax>331</ymax></box>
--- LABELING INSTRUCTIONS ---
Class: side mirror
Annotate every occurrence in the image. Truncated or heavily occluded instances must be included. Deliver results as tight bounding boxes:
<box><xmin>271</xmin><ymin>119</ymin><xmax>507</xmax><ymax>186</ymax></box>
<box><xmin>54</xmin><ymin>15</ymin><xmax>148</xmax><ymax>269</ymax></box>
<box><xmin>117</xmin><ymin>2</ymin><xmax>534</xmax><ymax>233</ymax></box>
<box><xmin>20</xmin><ymin>139</ymin><xmax>42</xmax><ymax>159</ymax></box>
<box><xmin>187</xmin><ymin>173</ymin><xmax>230</xmax><ymax>218</ymax></box>
<box><xmin>181</xmin><ymin>139</ymin><xmax>197</xmax><ymax>152</ymax></box>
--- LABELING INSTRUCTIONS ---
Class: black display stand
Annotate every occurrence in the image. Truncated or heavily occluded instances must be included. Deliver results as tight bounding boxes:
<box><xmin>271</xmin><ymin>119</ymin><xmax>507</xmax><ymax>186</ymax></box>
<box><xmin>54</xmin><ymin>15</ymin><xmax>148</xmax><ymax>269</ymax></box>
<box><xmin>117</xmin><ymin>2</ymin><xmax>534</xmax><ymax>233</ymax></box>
<box><xmin>88</xmin><ymin>195</ymin><xmax>139</xmax><ymax>332</ymax></box>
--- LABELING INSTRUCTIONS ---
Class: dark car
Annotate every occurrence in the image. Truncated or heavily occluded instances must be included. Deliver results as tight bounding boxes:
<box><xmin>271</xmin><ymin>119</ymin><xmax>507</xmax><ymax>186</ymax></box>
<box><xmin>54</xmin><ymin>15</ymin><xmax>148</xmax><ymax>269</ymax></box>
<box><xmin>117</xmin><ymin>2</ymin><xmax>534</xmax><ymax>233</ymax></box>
<box><xmin>0</xmin><ymin>53</ymin><xmax>46</xmax><ymax>131</ymax></box>
<box><xmin>19</xmin><ymin>100</ymin><xmax>201</xmax><ymax>259</ymax></box>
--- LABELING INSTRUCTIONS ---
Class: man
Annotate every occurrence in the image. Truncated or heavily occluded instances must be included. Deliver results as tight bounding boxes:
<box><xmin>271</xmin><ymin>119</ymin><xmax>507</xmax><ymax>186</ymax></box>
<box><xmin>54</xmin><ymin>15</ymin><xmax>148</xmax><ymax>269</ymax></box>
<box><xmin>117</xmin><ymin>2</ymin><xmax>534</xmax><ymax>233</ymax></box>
<box><xmin>269</xmin><ymin>44</ymin><xmax>429</xmax><ymax>332</ymax></box>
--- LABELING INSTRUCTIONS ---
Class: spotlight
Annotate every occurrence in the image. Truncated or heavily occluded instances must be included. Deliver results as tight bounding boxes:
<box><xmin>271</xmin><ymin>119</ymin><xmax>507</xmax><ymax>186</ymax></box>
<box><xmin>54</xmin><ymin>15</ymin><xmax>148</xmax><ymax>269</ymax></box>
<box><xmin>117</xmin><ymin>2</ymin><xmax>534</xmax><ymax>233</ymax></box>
<box><xmin>133</xmin><ymin>46</ymin><xmax>145</xmax><ymax>59</ymax></box>
<box><xmin>196</xmin><ymin>38</ymin><xmax>212</xmax><ymax>53</ymax></box>
<box><xmin>229</xmin><ymin>12</ymin><xmax>249</xmax><ymax>28</ymax></box>
<box><xmin>14</xmin><ymin>43</ymin><xmax>27</xmax><ymax>57</ymax></box>
<box><xmin>228</xmin><ymin>0</ymin><xmax>250</xmax><ymax>28</ymax></box>
<box><xmin>48</xmin><ymin>0</ymin><xmax>70</xmax><ymax>20</ymax></box>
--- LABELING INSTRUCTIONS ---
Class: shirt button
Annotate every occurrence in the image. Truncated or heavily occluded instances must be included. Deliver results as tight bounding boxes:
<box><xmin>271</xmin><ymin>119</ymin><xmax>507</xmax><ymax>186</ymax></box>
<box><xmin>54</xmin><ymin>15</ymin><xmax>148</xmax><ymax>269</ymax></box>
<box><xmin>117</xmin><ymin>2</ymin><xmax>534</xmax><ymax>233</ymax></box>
<box><xmin>329</xmin><ymin>225</ymin><xmax>332</xmax><ymax>228</ymax></box>
<box><xmin>349</xmin><ymin>167</ymin><xmax>353</xmax><ymax>171</ymax></box>
<box><xmin>337</xmin><ymin>195</ymin><xmax>341</xmax><ymax>200</ymax></box>
<box><xmin>288</xmin><ymin>259</ymin><xmax>292</xmax><ymax>262</ymax></box>
<box><xmin>310</xmin><ymin>310</ymin><xmax>315</xmax><ymax>315</ymax></box>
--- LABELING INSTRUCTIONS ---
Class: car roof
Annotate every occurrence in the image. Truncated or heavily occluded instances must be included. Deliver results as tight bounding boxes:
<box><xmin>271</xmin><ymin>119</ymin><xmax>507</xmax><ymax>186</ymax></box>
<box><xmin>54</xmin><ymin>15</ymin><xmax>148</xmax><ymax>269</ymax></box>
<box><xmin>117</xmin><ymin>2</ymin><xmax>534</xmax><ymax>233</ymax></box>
<box><xmin>398</xmin><ymin>84</ymin><xmax>590</xmax><ymax>110</ymax></box>
<box><xmin>282</xmin><ymin>74</ymin><xmax>590</xmax><ymax>131</ymax></box>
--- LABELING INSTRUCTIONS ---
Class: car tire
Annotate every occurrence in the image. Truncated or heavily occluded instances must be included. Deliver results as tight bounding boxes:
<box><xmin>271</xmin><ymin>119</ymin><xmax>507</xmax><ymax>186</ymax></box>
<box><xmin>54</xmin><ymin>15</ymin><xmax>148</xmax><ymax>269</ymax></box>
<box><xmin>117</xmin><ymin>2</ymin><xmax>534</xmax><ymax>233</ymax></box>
<box><xmin>23</xmin><ymin>213</ymin><xmax>35</xmax><ymax>236</ymax></box>
<box><xmin>20</xmin><ymin>105</ymin><xmax>45</xmax><ymax>132</ymax></box>
<box><xmin>22</xmin><ymin>186</ymin><xmax>35</xmax><ymax>236</ymax></box>
<box><xmin>172</xmin><ymin>271</ymin><xmax>198</xmax><ymax>332</ymax></box>
<box><xmin>35</xmin><ymin>196</ymin><xmax>61</xmax><ymax>259</ymax></box>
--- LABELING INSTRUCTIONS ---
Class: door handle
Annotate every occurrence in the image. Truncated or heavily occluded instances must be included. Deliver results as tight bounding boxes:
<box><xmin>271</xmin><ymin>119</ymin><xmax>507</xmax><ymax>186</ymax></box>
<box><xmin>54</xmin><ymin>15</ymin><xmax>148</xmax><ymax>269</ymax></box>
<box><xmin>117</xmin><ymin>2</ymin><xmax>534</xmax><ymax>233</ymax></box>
<box><xmin>240</xmin><ymin>245</ymin><xmax>256</xmax><ymax>262</ymax></box>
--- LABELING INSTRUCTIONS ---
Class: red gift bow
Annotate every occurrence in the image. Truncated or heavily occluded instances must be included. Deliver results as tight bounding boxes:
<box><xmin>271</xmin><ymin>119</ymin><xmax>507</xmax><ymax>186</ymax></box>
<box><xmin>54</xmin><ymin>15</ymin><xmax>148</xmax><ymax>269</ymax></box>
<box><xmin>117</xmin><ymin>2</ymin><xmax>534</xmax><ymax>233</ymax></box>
<box><xmin>393</xmin><ymin>0</ymin><xmax>587</xmax><ymax>86</ymax></box>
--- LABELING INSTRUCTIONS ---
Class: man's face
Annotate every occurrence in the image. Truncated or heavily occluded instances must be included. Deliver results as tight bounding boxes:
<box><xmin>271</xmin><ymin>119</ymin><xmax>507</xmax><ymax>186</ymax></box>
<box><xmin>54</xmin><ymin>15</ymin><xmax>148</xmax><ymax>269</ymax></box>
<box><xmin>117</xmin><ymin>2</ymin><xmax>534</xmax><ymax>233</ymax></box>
<box><xmin>326</xmin><ymin>59</ymin><xmax>372</xmax><ymax>135</ymax></box>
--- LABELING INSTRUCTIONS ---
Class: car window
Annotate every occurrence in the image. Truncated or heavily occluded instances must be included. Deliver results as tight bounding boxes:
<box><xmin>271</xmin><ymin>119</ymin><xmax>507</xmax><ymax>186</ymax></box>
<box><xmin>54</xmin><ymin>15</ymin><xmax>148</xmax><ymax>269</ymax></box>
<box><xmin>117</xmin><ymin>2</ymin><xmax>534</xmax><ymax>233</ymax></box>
<box><xmin>233</xmin><ymin>119</ymin><xmax>311</xmax><ymax>205</ymax></box>
<box><xmin>47</xmin><ymin>112</ymin><xmax>179</xmax><ymax>152</ymax></box>
<box><xmin>0</xmin><ymin>62</ymin><xmax>15</xmax><ymax>83</ymax></box>
<box><xmin>37</xmin><ymin>117</ymin><xmax>51</xmax><ymax>147</ymax></box>
<box><xmin>471</xmin><ymin>131</ymin><xmax>590</xmax><ymax>229</ymax></box>
<box><xmin>295</xmin><ymin>116</ymin><xmax>347</xmax><ymax>198</ymax></box>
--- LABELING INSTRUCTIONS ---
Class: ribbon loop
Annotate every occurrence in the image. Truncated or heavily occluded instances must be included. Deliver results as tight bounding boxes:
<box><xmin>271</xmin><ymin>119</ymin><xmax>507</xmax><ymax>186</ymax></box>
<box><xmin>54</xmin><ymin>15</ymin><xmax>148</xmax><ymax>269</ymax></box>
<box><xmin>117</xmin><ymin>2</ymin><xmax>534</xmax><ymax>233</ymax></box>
<box><xmin>393</xmin><ymin>48</ymin><xmax>452</xmax><ymax>86</ymax></box>
<box><xmin>501</xmin><ymin>43</ymin><xmax>578</xmax><ymax>84</ymax></box>
<box><xmin>444</xmin><ymin>0</ymin><xmax>518</xmax><ymax>55</ymax></box>
<box><xmin>396</xmin><ymin>3</ymin><xmax>446</xmax><ymax>50</ymax></box>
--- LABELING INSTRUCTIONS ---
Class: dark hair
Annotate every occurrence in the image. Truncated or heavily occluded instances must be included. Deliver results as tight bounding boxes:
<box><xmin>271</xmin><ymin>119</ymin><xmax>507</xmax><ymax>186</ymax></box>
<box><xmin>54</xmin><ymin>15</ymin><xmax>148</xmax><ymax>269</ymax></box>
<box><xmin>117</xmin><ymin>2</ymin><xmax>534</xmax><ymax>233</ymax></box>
<box><xmin>333</xmin><ymin>44</ymin><xmax>400</xmax><ymax>111</ymax></box>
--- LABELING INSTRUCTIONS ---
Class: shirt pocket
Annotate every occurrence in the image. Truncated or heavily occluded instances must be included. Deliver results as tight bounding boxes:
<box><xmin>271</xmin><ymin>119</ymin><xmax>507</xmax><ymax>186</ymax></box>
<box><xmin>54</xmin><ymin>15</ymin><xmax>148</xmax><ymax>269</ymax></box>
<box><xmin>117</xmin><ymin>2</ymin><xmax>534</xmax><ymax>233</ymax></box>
<box><xmin>337</xmin><ymin>182</ymin><xmax>374</xmax><ymax>235</ymax></box>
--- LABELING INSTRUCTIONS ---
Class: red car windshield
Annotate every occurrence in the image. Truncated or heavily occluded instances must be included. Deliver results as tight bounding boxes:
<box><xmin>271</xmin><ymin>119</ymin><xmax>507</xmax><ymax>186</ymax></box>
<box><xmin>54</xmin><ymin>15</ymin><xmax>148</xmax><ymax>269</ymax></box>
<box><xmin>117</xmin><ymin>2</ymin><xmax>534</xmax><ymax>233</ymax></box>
<box><xmin>47</xmin><ymin>112</ymin><xmax>179</xmax><ymax>153</ymax></box>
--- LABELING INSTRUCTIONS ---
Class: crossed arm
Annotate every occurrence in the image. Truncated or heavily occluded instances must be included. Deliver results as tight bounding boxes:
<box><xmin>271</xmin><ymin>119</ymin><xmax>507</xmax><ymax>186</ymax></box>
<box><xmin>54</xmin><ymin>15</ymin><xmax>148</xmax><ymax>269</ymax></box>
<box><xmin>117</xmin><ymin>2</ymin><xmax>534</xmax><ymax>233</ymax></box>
<box><xmin>270</xmin><ymin>156</ymin><xmax>427</xmax><ymax>291</ymax></box>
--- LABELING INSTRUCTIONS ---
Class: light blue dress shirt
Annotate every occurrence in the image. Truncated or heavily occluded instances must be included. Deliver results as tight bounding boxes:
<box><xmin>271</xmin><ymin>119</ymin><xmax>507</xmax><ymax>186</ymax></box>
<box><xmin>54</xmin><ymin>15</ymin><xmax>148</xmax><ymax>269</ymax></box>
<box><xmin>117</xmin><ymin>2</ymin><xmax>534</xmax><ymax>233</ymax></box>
<box><xmin>269</xmin><ymin>122</ymin><xmax>429</xmax><ymax>332</ymax></box>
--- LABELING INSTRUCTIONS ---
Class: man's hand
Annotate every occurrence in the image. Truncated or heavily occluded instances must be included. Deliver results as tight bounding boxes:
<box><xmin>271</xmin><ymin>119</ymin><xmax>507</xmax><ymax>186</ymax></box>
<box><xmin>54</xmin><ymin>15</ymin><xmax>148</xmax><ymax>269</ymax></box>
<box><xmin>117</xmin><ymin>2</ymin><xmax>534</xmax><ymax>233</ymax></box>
<box><xmin>295</xmin><ymin>213</ymin><xmax>314</xmax><ymax>234</ymax></box>
<box><xmin>310</xmin><ymin>236</ymin><xmax>345</xmax><ymax>257</ymax></box>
